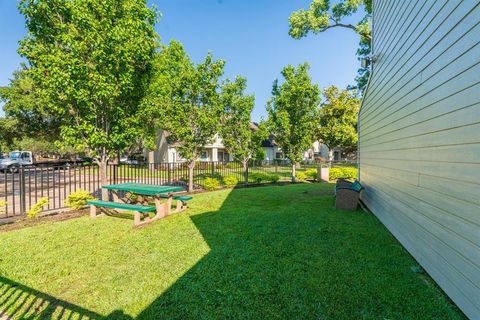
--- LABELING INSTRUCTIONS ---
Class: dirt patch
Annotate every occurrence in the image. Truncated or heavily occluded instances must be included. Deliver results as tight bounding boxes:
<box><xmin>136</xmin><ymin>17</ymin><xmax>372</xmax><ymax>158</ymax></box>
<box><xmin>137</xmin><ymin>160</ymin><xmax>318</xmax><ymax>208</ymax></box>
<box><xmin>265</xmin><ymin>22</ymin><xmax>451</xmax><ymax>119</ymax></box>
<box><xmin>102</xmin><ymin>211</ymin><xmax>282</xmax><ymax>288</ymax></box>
<box><xmin>0</xmin><ymin>208</ymin><xmax>89</xmax><ymax>233</ymax></box>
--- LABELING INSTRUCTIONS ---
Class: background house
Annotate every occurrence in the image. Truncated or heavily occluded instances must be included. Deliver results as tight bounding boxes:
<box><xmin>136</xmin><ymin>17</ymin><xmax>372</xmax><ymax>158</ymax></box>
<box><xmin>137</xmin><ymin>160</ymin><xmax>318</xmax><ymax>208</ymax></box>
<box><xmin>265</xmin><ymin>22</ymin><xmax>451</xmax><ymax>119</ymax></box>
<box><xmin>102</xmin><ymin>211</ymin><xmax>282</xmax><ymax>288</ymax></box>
<box><xmin>146</xmin><ymin>130</ymin><xmax>233</xmax><ymax>163</ymax></box>
<box><xmin>146</xmin><ymin>130</ymin><xmax>334</xmax><ymax>164</ymax></box>
<box><xmin>358</xmin><ymin>1</ymin><xmax>480</xmax><ymax>318</ymax></box>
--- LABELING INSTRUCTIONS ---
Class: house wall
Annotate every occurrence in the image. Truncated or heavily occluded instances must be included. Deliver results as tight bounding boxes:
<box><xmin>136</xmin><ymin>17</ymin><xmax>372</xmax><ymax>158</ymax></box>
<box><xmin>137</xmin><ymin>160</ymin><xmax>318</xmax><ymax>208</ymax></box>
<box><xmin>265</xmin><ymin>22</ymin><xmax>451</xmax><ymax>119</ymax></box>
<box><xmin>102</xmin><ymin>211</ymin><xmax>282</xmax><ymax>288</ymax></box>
<box><xmin>358</xmin><ymin>1</ymin><xmax>480</xmax><ymax>318</ymax></box>
<box><xmin>147</xmin><ymin>130</ymin><xmax>169</xmax><ymax>163</ymax></box>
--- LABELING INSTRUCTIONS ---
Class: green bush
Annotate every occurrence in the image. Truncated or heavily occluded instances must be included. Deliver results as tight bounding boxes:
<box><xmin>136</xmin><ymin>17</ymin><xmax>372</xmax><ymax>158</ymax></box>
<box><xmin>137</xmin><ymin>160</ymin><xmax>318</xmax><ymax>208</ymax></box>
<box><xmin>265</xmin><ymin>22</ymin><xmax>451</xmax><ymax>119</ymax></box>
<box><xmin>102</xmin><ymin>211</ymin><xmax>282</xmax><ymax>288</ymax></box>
<box><xmin>26</xmin><ymin>197</ymin><xmax>49</xmax><ymax>219</ymax></box>
<box><xmin>305</xmin><ymin>168</ymin><xmax>318</xmax><ymax>181</ymax></box>
<box><xmin>223</xmin><ymin>175</ymin><xmax>238</xmax><ymax>188</ymax></box>
<box><xmin>250</xmin><ymin>172</ymin><xmax>266</xmax><ymax>183</ymax></box>
<box><xmin>204</xmin><ymin>177</ymin><xmax>220</xmax><ymax>191</ymax></box>
<box><xmin>65</xmin><ymin>190</ymin><xmax>95</xmax><ymax>210</ymax></box>
<box><xmin>265</xmin><ymin>174</ymin><xmax>280</xmax><ymax>183</ymax></box>
<box><xmin>329</xmin><ymin>167</ymin><xmax>358</xmax><ymax>181</ymax></box>
<box><xmin>296</xmin><ymin>172</ymin><xmax>308</xmax><ymax>181</ymax></box>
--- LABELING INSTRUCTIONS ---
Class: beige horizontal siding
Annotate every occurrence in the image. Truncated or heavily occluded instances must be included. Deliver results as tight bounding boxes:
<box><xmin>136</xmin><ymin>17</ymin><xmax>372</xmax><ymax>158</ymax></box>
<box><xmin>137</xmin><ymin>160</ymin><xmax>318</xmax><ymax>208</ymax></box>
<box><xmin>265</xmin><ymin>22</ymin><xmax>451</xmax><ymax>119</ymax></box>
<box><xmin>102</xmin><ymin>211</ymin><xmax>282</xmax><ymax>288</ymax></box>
<box><xmin>359</xmin><ymin>0</ymin><xmax>480</xmax><ymax>318</ymax></box>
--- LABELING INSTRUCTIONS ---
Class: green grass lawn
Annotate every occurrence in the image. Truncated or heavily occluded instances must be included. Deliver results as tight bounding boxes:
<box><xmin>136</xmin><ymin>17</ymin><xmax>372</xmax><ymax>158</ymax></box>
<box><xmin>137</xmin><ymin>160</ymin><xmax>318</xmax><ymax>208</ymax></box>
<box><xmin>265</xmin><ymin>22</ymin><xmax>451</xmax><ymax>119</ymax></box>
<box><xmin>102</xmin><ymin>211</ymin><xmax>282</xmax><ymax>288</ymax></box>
<box><xmin>0</xmin><ymin>184</ymin><xmax>465</xmax><ymax>319</ymax></box>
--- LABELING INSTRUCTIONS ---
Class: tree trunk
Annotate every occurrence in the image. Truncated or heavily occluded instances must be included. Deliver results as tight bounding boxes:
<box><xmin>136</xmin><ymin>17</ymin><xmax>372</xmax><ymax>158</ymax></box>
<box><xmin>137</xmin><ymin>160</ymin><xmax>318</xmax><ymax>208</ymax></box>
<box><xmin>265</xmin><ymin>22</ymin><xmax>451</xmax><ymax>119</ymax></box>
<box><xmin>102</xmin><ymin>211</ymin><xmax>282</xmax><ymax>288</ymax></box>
<box><xmin>242</xmin><ymin>159</ymin><xmax>249</xmax><ymax>185</ymax></box>
<box><xmin>291</xmin><ymin>162</ymin><xmax>297</xmax><ymax>183</ymax></box>
<box><xmin>99</xmin><ymin>156</ymin><xmax>109</xmax><ymax>201</ymax></box>
<box><xmin>188</xmin><ymin>160</ymin><xmax>195</xmax><ymax>193</ymax></box>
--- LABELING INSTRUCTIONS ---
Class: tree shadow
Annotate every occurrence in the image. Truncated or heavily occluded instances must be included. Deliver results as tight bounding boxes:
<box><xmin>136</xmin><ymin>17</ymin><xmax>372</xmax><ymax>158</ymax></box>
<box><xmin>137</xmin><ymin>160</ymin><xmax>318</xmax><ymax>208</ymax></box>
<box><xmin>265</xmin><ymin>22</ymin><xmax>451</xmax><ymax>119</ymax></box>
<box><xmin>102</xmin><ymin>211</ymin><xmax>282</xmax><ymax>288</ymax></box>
<box><xmin>134</xmin><ymin>185</ymin><xmax>350</xmax><ymax>319</ymax></box>
<box><xmin>0</xmin><ymin>275</ymin><xmax>132</xmax><ymax>319</ymax></box>
<box><xmin>0</xmin><ymin>184</ymin><xmax>463</xmax><ymax>319</ymax></box>
<box><xmin>133</xmin><ymin>184</ymin><xmax>464</xmax><ymax>319</ymax></box>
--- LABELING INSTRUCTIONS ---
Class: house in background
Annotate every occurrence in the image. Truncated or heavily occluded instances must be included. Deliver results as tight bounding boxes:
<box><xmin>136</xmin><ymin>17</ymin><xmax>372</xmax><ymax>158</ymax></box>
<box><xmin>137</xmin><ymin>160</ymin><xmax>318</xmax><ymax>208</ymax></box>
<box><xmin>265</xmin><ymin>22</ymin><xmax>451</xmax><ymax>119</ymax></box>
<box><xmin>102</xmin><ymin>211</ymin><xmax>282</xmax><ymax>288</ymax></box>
<box><xmin>358</xmin><ymin>1</ymin><xmax>480</xmax><ymax>318</ymax></box>
<box><xmin>146</xmin><ymin>130</ymin><xmax>233</xmax><ymax>163</ymax></box>
<box><xmin>146</xmin><ymin>128</ymin><xmax>336</xmax><ymax>164</ymax></box>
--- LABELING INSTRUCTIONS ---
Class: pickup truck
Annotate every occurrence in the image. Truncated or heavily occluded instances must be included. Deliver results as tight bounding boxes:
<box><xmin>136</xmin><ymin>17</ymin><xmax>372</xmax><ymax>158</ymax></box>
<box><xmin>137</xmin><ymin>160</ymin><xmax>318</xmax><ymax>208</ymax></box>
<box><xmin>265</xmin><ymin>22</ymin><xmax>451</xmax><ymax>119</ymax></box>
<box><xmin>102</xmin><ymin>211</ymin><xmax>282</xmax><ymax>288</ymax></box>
<box><xmin>0</xmin><ymin>151</ymin><xmax>89</xmax><ymax>173</ymax></box>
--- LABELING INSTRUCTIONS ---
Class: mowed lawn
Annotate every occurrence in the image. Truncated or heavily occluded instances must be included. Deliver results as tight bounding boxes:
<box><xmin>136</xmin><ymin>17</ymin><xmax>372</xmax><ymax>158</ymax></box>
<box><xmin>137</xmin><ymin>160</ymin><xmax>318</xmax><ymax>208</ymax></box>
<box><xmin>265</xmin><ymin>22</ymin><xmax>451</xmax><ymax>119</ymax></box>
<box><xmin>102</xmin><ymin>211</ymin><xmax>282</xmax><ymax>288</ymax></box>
<box><xmin>0</xmin><ymin>184</ymin><xmax>465</xmax><ymax>319</ymax></box>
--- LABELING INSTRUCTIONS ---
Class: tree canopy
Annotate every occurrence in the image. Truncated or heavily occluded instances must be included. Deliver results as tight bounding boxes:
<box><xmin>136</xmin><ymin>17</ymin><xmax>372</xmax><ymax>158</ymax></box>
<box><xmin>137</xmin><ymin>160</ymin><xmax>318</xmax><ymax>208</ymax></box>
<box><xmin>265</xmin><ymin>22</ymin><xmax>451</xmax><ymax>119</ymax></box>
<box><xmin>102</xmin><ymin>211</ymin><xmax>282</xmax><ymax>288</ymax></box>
<box><xmin>0</xmin><ymin>67</ymin><xmax>62</xmax><ymax>142</ymax></box>
<box><xmin>18</xmin><ymin>0</ymin><xmax>159</xmax><ymax>198</ymax></box>
<box><xmin>289</xmin><ymin>0</ymin><xmax>372</xmax><ymax>91</ymax></box>
<box><xmin>267</xmin><ymin>63</ymin><xmax>320</xmax><ymax>180</ymax></box>
<box><xmin>220</xmin><ymin>77</ymin><xmax>266</xmax><ymax>168</ymax></box>
<box><xmin>317</xmin><ymin>86</ymin><xmax>360</xmax><ymax>150</ymax></box>
<box><xmin>144</xmin><ymin>40</ymin><xmax>225</xmax><ymax>191</ymax></box>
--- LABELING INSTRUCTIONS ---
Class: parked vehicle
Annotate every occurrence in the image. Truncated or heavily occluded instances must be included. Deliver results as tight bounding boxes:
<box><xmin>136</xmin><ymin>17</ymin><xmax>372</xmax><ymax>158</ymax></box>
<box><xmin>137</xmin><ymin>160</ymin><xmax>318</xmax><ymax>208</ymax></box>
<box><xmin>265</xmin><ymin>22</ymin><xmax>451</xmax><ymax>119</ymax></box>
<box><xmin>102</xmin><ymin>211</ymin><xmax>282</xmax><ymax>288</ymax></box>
<box><xmin>0</xmin><ymin>151</ymin><xmax>84</xmax><ymax>173</ymax></box>
<box><xmin>119</xmin><ymin>153</ymin><xmax>146</xmax><ymax>165</ymax></box>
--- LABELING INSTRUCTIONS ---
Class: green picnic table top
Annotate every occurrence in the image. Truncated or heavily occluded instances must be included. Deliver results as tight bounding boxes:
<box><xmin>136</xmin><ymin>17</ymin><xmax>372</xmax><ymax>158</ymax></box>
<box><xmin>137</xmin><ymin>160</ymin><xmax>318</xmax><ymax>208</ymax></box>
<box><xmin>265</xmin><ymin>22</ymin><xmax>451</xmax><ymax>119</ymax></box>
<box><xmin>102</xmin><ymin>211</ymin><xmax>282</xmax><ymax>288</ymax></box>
<box><xmin>102</xmin><ymin>183</ymin><xmax>184</xmax><ymax>196</ymax></box>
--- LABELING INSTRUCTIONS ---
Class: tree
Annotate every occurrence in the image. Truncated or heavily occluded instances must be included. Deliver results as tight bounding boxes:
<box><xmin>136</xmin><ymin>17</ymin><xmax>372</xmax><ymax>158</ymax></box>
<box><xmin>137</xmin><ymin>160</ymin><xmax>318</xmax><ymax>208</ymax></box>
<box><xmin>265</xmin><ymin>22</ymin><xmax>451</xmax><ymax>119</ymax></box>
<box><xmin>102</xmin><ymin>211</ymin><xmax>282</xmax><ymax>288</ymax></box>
<box><xmin>220</xmin><ymin>77</ymin><xmax>267</xmax><ymax>183</ymax></box>
<box><xmin>0</xmin><ymin>118</ymin><xmax>21</xmax><ymax>152</ymax></box>
<box><xmin>267</xmin><ymin>63</ymin><xmax>320</xmax><ymax>182</ymax></box>
<box><xmin>144</xmin><ymin>41</ymin><xmax>225</xmax><ymax>192</ymax></box>
<box><xmin>16</xmin><ymin>138</ymin><xmax>56</xmax><ymax>159</ymax></box>
<box><xmin>289</xmin><ymin>0</ymin><xmax>372</xmax><ymax>91</ymax></box>
<box><xmin>18</xmin><ymin>0</ymin><xmax>159</xmax><ymax>199</ymax></box>
<box><xmin>0</xmin><ymin>66</ymin><xmax>61</xmax><ymax>143</ymax></box>
<box><xmin>317</xmin><ymin>86</ymin><xmax>360</xmax><ymax>159</ymax></box>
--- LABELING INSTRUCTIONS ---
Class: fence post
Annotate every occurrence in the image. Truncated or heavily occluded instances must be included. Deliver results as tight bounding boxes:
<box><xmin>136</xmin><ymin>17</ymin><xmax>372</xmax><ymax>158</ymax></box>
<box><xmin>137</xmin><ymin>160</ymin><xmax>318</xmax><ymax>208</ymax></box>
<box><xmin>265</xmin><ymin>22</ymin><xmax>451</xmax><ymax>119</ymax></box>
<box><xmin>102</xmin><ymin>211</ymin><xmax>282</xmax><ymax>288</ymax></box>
<box><xmin>245</xmin><ymin>161</ymin><xmax>249</xmax><ymax>185</ymax></box>
<box><xmin>19</xmin><ymin>166</ymin><xmax>26</xmax><ymax>215</ymax></box>
<box><xmin>113</xmin><ymin>164</ymin><xmax>118</xmax><ymax>184</ymax></box>
<box><xmin>167</xmin><ymin>163</ymin><xmax>172</xmax><ymax>184</ymax></box>
<box><xmin>211</xmin><ymin>161</ymin><xmax>215</xmax><ymax>177</ymax></box>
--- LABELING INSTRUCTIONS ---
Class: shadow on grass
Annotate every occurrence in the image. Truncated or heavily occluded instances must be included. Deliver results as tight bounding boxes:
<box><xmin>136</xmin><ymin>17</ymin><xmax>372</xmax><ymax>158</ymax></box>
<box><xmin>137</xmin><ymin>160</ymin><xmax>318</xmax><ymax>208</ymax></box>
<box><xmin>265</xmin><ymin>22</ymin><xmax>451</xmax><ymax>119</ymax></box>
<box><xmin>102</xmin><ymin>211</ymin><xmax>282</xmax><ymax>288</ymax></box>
<box><xmin>0</xmin><ymin>276</ymin><xmax>132</xmax><ymax>319</ymax></box>
<box><xmin>0</xmin><ymin>184</ymin><xmax>465</xmax><ymax>319</ymax></box>
<box><xmin>133</xmin><ymin>185</ymin><xmax>463</xmax><ymax>319</ymax></box>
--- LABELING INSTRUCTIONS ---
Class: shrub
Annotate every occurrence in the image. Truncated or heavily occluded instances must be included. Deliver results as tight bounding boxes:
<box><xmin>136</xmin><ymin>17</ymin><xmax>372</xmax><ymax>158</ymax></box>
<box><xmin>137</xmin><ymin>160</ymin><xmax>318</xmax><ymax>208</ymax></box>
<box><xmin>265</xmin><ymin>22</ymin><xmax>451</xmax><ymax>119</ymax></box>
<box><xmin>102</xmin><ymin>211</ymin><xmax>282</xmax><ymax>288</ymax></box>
<box><xmin>329</xmin><ymin>167</ymin><xmax>358</xmax><ymax>181</ymax></box>
<box><xmin>250</xmin><ymin>172</ymin><xmax>266</xmax><ymax>183</ymax></box>
<box><xmin>250</xmin><ymin>172</ymin><xmax>280</xmax><ymax>184</ymax></box>
<box><xmin>204</xmin><ymin>177</ymin><xmax>220</xmax><ymax>191</ymax></box>
<box><xmin>65</xmin><ymin>190</ymin><xmax>95</xmax><ymax>209</ymax></box>
<box><xmin>296</xmin><ymin>172</ymin><xmax>308</xmax><ymax>181</ymax></box>
<box><xmin>265</xmin><ymin>174</ymin><xmax>280</xmax><ymax>183</ymax></box>
<box><xmin>305</xmin><ymin>168</ymin><xmax>318</xmax><ymax>181</ymax></box>
<box><xmin>223</xmin><ymin>175</ymin><xmax>238</xmax><ymax>188</ymax></box>
<box><xmin>26</xmin><ymin>197</ymin><xmax>49</xmax><ymax>219</ymax></box>
<box><xmin>0</xmin><ymin>200</ymin><xmax>6</xmax><ymax>214</ymax></box>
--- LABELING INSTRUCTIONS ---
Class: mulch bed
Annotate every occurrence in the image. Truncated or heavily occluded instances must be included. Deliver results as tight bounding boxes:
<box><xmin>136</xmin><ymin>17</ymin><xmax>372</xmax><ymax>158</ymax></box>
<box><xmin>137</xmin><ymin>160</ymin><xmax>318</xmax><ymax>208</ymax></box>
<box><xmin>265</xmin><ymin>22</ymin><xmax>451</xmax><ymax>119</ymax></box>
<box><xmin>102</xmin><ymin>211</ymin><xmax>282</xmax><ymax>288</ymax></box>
<box><xmin>0</xmin><ymin>209</ymin><xmax>89</xmax><ymax>233</ymax></box>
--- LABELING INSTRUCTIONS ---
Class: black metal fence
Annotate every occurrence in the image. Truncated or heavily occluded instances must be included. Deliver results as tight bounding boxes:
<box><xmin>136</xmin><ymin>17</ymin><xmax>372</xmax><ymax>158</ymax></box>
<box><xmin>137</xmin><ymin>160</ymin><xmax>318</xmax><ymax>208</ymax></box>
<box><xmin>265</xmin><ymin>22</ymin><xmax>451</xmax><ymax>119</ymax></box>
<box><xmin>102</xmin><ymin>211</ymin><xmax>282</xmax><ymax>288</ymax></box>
<box><xmin>0</xmin><ymin>160</ymin><xmax>356</xmax><ymax>218</ymax></box>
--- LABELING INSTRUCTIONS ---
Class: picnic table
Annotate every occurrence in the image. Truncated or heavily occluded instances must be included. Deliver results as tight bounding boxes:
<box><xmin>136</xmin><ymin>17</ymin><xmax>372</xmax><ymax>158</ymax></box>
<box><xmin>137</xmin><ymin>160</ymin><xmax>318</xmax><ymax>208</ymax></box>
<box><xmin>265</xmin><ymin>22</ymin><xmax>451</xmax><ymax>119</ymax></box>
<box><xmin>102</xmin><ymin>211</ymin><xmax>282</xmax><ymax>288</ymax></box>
<box><xmin>88</xmin><ymin>183</ymin><xmax>191</xmax><ymax>226</ymax></box>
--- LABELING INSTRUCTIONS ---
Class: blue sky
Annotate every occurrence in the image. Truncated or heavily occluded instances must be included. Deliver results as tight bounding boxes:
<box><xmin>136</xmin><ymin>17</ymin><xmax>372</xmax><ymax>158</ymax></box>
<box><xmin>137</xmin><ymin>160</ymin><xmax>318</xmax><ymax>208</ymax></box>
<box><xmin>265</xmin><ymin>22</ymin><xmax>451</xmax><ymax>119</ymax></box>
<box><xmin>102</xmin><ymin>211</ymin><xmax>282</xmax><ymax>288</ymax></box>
<box><xmin>0</xmin><ymin>0</ymin><xmax>363</xmax><ymax>121</ymax></box>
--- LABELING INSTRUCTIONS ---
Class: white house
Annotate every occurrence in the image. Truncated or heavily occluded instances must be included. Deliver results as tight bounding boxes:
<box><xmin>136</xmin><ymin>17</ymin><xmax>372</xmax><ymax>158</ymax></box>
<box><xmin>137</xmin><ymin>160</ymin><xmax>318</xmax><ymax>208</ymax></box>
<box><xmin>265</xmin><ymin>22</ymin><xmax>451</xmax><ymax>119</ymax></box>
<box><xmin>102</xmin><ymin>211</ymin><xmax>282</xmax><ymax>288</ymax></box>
<box><xmin>146</xmin><ymin>129</ymin><xmax>334</xmax><ymax>164</ymax></box>
<box><xmin>358</xmin><ymin>1</ymin><xmax>480</xmax><ymax>318</ymax></box>
<box><xmin>146</xmin><ymin>130</ymin><xmax>233</xmax><ymax>163</ymax></box>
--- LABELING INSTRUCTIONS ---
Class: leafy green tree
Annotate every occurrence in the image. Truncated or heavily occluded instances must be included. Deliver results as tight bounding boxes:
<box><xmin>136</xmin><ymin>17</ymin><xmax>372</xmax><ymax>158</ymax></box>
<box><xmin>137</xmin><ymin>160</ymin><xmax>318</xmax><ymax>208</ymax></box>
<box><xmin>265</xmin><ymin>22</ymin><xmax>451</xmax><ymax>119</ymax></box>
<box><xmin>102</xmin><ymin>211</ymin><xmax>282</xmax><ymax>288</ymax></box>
<box><xmin>289</xmin><ymin>0</ymin><xmax>372</xmax><ymax>91</ymax></box>
<box><xmin>16</xmin><ymin>138</ymin><xmax>56</xmax><ymax>159</ymax></box>
<box><xmin>317</xmin><ymin>86</ymin><xmax>360</xmax><ymax>159</ymax></box>
<box><xmin>18</xmin><ymin>0</ymin><xmax>159</xmax><ymax>199</ymax></box>
<box><xmin>0</xmin><ymin>118</ymin><xmax>21</xmax><ymax>152</ymax></box>
<box><xmin>267</xmin><ymin>63</ymin><xmax>320</xmax><ymax>182</ymax></box>
<box><xmin>220</xmin><ymin>77</ymin><xmax>266</xmax><ymax>183</ymax></box>
<box><xmin>0</xmin><ymin>67</ymin><xmax>61</xmax><ymax>143</ymax></box>
<box><xmin>144</xmin><ymin>41</ymin><xmax>225</xmax><ymax>192</ymax></box>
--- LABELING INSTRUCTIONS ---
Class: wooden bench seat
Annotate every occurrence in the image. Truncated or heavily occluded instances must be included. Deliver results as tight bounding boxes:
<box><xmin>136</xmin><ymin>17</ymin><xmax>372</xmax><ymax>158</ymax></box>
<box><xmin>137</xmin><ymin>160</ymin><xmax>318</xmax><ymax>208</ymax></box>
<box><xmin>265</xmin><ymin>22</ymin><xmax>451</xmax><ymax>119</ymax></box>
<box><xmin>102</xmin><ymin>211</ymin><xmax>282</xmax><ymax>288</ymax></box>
<box><xmin>87</xmin><ymin>200</ymin><xmax>156</xmax><ymax>226</ymax></box>
<box><xmin>86</xmin><ymin>200</ymin><xmax>156</xmax><ymax>212</ymax></box>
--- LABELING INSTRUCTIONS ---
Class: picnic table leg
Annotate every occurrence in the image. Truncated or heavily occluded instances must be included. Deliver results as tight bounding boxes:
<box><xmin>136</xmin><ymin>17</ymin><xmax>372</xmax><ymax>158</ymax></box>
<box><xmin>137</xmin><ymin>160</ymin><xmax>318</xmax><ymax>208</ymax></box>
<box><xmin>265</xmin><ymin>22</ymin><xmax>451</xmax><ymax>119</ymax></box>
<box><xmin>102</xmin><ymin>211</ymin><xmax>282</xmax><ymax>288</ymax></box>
<box><xmin>153</xmin><ymin>197</ymin><xmax>166</xmax><ymax>219</ymax></box>
<box><xmin>134</xmin><ymin>211</ymin><xmax>141</xmax><ymax>226</ymax></box>
<box><xmin>165</xmin><ymin>196</ymin><xmax>173</xmax><ymax>216</ymax></box>
<box><xmin>90</xmin><ymin>205</ymin><xmax>97</xmax><ymax>219</ymax></box>
<box><xmin>111</xmin><ymin>190</ymin><xmax>120</xmax><ymax>202</ymax></box>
